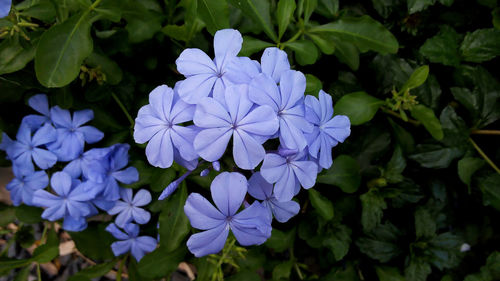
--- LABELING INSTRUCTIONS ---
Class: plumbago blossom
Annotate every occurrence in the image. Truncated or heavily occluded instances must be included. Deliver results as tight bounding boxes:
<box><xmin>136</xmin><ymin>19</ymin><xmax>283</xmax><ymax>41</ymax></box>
<box><xmin>0</xmin><ymin>94</ymin><xmax>156</xmax><ymax>261</ymax></box>
<box><xmin>133</xmin><ymin>29</ymin><xmax>351</xmax><ymax>257</ymax></box>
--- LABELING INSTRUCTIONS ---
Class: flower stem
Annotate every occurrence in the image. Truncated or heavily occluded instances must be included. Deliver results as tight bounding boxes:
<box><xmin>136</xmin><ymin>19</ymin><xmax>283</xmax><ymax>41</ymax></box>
<box><xmin>37</xmin><ymin>263</ymin><xmax>42</xmax><ymax>281</ymax></box>
<box><xmin>116</xmin><ymin>254</ymin><xmax>128</xmax><ymax>281</ymax></box>
<box><xmin>111</xmin><ymin>92</ymin><xmax>135</xmax><ymax>127</ymax></box>
<box><xmin>381</xmin><ymin>107</ymin><xmax>421</xmax><ymax>126</ymax></box>
<box><xmin>470</xmin><ymin>130</ymin><xmax>500</xmax><ymax>135</ymax></box>
<box><xmin>469</xmin><ymin>138</ymin><xmax>500</xmax><ymax>174</ymax></box>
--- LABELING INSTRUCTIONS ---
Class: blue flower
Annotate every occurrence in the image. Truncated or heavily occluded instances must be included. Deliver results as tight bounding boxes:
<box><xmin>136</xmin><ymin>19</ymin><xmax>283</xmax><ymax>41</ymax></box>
<box><xmin>62</xmin><ymin>147</ymin><xmax>112</xmax><ymax>179</ymax></box>
<box><xmin>32</xmin><ymin>172</ymin><xmax>94</xmax><ymax>230</ymax></box>
<box><xmin>175</xmin><ymin>29</ymin><xmax>243</xmax><ymax>104</ymax></box>
<box><xmin>21</xmin><ymin>94</ymin><xmax>52</xmax><ymax>130</ymax></box>
<box><xmin>304</xmin><ymin>90</ymin><xmax>351</xmax><ymax>169</ymax></box>
<box><xmin>6</xmin><ymin>170</ymin><xmax>48</xmax><ymax>206</ymax></box>
<box><xmin>134</xmin><ymin>85</ymin><xmax>198</xmax><ymax>169</ymax></box>
<box><xmin>0</xmin><ymin>0</ymin><xmax>11</xmax><ymax>18</ymax></box>
<box><xmin>108</xmin><ymin>188</ymin><xmax>151</xmax><ymax>227</ymax></box>
<box><xmin>260</xmin><ymin>47</ymin><xmax>290</xmax><ymax>83</ymax></box>
<box><xmin>247</xmin><ymin>172</ymin><xmax>300</xmax><ymax>223</ymax></box>
<box><xmin>193</xmin><ymin>84</ymin><xmax>279</xmax><ymax>169</ymax></box>
<box><xmin>260</xmin><ymin>149</ymin><xmax>318</xmax><ymax>202</ymax></box>
<box><xmin>106</xmin><ymin>223</ymin><xmax>157</xmax><ymax>261</ymax></box>
<box><xmin>83</xmin><ymin>144</ymin><xmax>139</xmax><ymax>200</ymax></box>
<box><xmin>6</xmin><ymin>123</ymin><xmax>57</xmax><ymax>174</ymax></box>
<box><xmin>249</xmin><ymin>70</ymin><xmax>313</xmax><ymax>151</ymax></box>
<box><xmin>48</xmin><ymin>106</ymin><xmax>104</xmax><ymax>162</ymax></box>
<box><xmin>184</xmin><ymin>172</ymin><xmax>272</xmax><ymax>257</ymax></box>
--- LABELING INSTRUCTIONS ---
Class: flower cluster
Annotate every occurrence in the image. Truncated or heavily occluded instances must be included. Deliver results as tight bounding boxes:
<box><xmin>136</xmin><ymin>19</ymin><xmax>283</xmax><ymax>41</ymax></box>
<box><xmin>0</xmin><ymin>94</ymin><xmax>156</xmax><ymax>261</ymax></box>
<box><xmin>134</xmin><ymin>29</ymin><xmax>351</xmax><ymax>257</ymax></box>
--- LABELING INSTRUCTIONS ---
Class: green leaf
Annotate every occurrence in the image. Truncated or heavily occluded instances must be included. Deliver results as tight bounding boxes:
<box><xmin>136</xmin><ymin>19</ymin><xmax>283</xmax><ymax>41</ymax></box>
<box><xmin>19</xmin><ymin>0</ymin><xmax>56</xmax><ymax>22</ymax></box>
<box><xmin>332</xmin><ymin>39</ymin><xmax>359</xmax><ymax>70</ymax></box>
<box><xmin>308</xmin><ymin>33</ymin><xmax>335</xmax><ymax>55</ymax></box>
<box><xmin>265</xmin><ymin>228</ymin><xmax>296</xmax><ymax>253</ymax></box>
<box><xmin>460</xmin><ymin>28</ymin><xmax>500</xmax><ymax>63</ymax></box>
<box><xmin>464</xmin><ymin>251</ymin><xmax>500</xmax><ymax>281</ymax></box>
<box><xmin>415</xmin><ymin>207</ymin><xmax>436</xmax><ymax>239</ymax></box>
<box><xmin>301</xmin><ymin>0</ymin><xmax>318</xmax><ymax>23</ymax></box>
<box><xmin>383</xmin><ymin>146</ymin><xmax>406</xmax><ymax>184</ymax></box>
<box><xmin>137</xmin><ymin>246</ymin><xmax>186</xmax><ymax>279</ymax></box>
<box><xmin>70</xmin><ymin>224</ymin><xmax>115</xmax><ymax>261</ymax></box>
<box><xmin>150</xmin><ymin>168</ymin><xmax>176</xmax><ymax>192</ymax></box>
<box><xmin>0</xmin><ymin>35</ymin><xmax>37</xmax><ymax>75</ymax></box>
<box><xmin>334</xmin><ymin>91</ymin><xmax>384</xmax><ymax>125</ymax></box>
<box><xmin>228</xmin><ymin>0</ymin><xmax>277</xmax><ymax>42</ymax></box>
<box><xmin>410</xmin><ymin>104</ymin><xmax>444</xmax><ymax>140</ymax></box>
<box><xmin>13</xmin><ymin>266</ymin><xmax>31</xmax><ymax>281</ymax></box>
<box><xmin>85</xmin><ymin>52</ymin><xmax>123</xmax><ymax>85</ymax></box>
<box><xmin>356</xmin><ymin>223</ymin><xmax>401</xmax><ymax>262</ymax></box>
<box><xmin>318</xmin><ymin>0</ymin><xmax>339</xmax><ymax>17</ymax></box>
<box><xmin>317</xmin><ymin>155</ymin><xmax>361</xmax><ymax>193</ymax></box>
<box><xmin>360</xmin><ymin>189</ymin><xmax>387</xmax><ymax>232</ymax></box>
<box><xmin>405</xmin><ymin>259</ymin><xmax>432</xmax><ymax>281</ymax></box>
<box><xmin>457</xmin><ymin>157</ymin><xmax>485</xmax><ymax>187</ymax></box>
<box><xmin>409</xmin><ymin>144</ymin><xmax>463</xmax><ymax>169</ymax></box>
<box><xmin>439</xmin><ymin>106</ymin><xmax>469</xmax><ymax>148</ymax></box>
<box><xmin>285</xmin><ymin>40</ymin><xmax>319</xmax><ymax>65</ymax></box>
<box><xmin>94</xmin><ymin>0</ymin><xmax>123</xmax><ymax>22</ymax></box>
<box><xmin>322</xmin><ymin>262</ymin><xmax>361</xmax><ymax>281</ymax></box>
<box><xmin>15</xmin><ymin>205</ymin><xmax>42</xmax><ymax>224</ymax></box>
<box><xmin>451</xmin><ymin>87</ymin><xmax>479</xmax><ymax>118</ymax></box>
<box><xmin>35</xmin><ymin>12</ymin><xmax>94</xmax><ymax>88</ymax></box>
<box><xmin>277</xmin><ymin>0</ymin><xmax>296</xmax><ymax>40</ymax></box>
<box><xmin>375</xmin><ymin>266</ymin><xmax>405</xmax><ymax>281</ymax></box>
<box><xmin>272</xmin><ymin>261</ymin><xmax>293</xmax><ymax>280</ymax></box>
<box><xmin>239</xmin><ymin>36</ymin><xmax>274</xmax><ymax>56</ymax></box>
<box><xmin>122</xmin><ymin>0</ymin><xmax>163</xmax><ymax>43</ymax></box>
<box><xmin>32</xmin><ymin>244</ymin><xmax>59</xmax><ymax>263</ymax></box>
<box><xmin>308</xmin><ymin>189</ymin><xmax>334</xmax><ymax>220</ymax></box>
<box><xmin>0</xmin><ymin>259</ymin><xmax>31</xmax><ymax>273</ymax></box>
<box><xmin>0</xmin><ymin>206</ymin><xmax>16</xmax><ymax>227</ymax></box>
<box><xmin>478</xmin><ymin>173</ymin><xmax>500</xmax><ymax>210</ymax></box>
<box><xmin>419</xmin><ymin>26</ymin><xmax>462</xmax><ymax>66</ymax></box>
<box><xmin>227</xmin><ymin>270</ymin><xmax>262</xmax><ymax>281</ymax></box>
<box><xmin>197</xmin><ymin>0</ymin><xmax>229</xmax><ymax>35</ymax></box>
<box><xmin>323</xmin><ymin>224</ymin><xmax>352</xmax><ymax>261</ymax></box>
<box><xmin>493</xmin><ymin>8</ymin><xmax>500</xmax><ymax>29</ymax></box>
<box><xmin>407</xmin><ymin>0</ymin><xmax>434</xmax><ymax>14</ymax></box>
<box><xmin>401</xmin><ymin>65</ymin><xmax>429</xmax><ymax>93</ymax></box>
<box><xmin>158</xmin><ymin>184</ymin><xmax>190</xmax><ymax>252</ymax></box>
<box><xmin>305</xmin><ymin>74</ymin><xmax>323</xmax><ymax>95</ymax></box>
<box><xmin>388</xmin><ymin>118</ymin><xmax>415</xmax><ymax>154</ymax></box>
<box><xmin>309</xmin><ymin>15</ymin><xmax>399</xmax><ymax>54</ymax></box>
<box><xmin>68</xmin><ymin>261</ymin><xmax>116</xmax><ymax>280</ymax></box>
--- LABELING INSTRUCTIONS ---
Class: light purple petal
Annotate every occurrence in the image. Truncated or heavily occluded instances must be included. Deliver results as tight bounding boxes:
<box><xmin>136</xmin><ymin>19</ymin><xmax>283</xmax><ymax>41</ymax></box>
<box><xmin>120</xmin><ymin>188</ymin><xmax>133</xmax><ymax>203</ymax></box>
<box><xmin>260</xmin><ymin>153</ymin><xmax>287</xmax><ymax>184</ymax></box>
<box><xmin>291</xmin><ymin>160</ymin><xmax>318</xmax><ymax>189</ymax></box>
<box><xmin>211</xmin><ymin>172</ymin><xmax>247</xmax><ymax>216</ymax></box>
<box><xmin>273</xmin><ymin>167</ymin><xmax>297</xmax><ymax>202</ymax></box>
<box><xmin>247</xmin><ymin>172</ymin><xmax>272</xmax><ymax>200</ymax></box>
<box><xmin>279</xmin><ymin>117</ymin><xmax>307</xmax><ymax>151</ymax></box>
<box><xmin>31</xmin><ymin>123</ymin><xmax>56</xmax><ymax>147</ymax></box>
<box><xmin>261</xmin><ymin>47</ymin><xmax>290</xmax><ymax>83</ymax></box>
<box><xmin>131</xmin><ymin>208</ymin><xmax>151</xmax><ymax>224</ymax></box>
<box><xmin>270</xmin><ymin>199</ymin><xmax>300</xmax><ymax>223</ymax></box>
<box><xmin>213</xmin><ymin>29</ymin><xmax>242</xmax><ymax>70</ymax></box>
<box><xmin>106</xmin><ymin>223</ymin><xmax>129</xmax><ymax>240</ymax></box>
<box><xmin>323</xmin><ymin>115</ymin><xmax>351</xmax><ymax>142</ymax></box>
<box><xmin>238</xmin><ymin>105</ymin><xmax>279</xmax><ymax>136</ymax></box>
<box><xmin>279</xmin><ymin>70</ymin><xmax>306</xmax><ymax>110</ymax></box>
<box><xmin>176</xmin><ymin>48</ymin><xmax>217</xmax><ymax>76</ymax></box>
<box><xmin>248</xmin><ymin>73</ymin><xmax>281</xmax><ymax>112</ymax></box>
<box><xmin>50</xmin><ymin>172</ymin><xmax>72</xmax><ymax>196</ymax></box>
<box><xmin>28</xmin><ymin>94</ymin><xmax>50</xmax><ymax>116</ymax></box>
<box><xmin>113</xmin><ymin>167</ymin><xmax>139</xmax><ymax>184</ymax></box>
<box><xmin>72</xmin><ymin>109</ymin><xmax>94</xmax><ymax>127</ymax></box>
<box><xmin>132</xmin><ymin>189</ymin><xmax>151</xmax><ymax>206</ymax></box>
<box><xmin>184</xmin><ymin>193</ymin><xmax>225</xmax><ymax>230</ymax></box>
<box><xmin>145</xmin><ymin>129</ymin><xmax>173</xmax><ymax>168</ymax></box>
<box><xmin>50</xmin><ymin>106</ymin><xmax>72</xmax><ymax>128</ymax></box>
<box><xmin>231</xmin><ymin>202</ymin><xmax>272</xmax><ymax>246</ymax></box>
<box><xmin>78</xmin><ymin>126</ymin><xmax>104</xmax><ymax>144</ymax></box>
<box><xmin>186</xmin><ymin>223</ymin><xmax>229</xmax><ymax>257</ymax></box>
<box><xmin>177</xmin><ymin>75</ymin><xmax>218</xmax><ymax>104</ymax></box>
<box><xmin>194</xmin><ymin>128</ymin><xmax>232</xmax><ymax>162</ymax></box>
<box><xmin>170</xmin><ymin>125</ymin><xmax>198</xmax><ymax>161</ymax></box>
<box><xmin>193</xmin><ymin>97</ymin><xmax>231</xmax><ymax>128</ymax></box>
<box><xmin>111</xmin><ymin>240</ymin><xmax>132</xmax><ymax>256</ymax></box>
<box><xmin>232</xmin><ymin>129</ymin><xmax>265</xmax><ymax>170</ymax></box>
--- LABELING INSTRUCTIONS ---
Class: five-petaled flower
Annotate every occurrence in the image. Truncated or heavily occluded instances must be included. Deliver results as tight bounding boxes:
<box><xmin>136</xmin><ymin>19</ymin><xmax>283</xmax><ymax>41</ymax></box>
<box><xmin>106</xmin><ymin>223</ymin><xmax>157</xmax><ymax>261</ymax></box>
<box><xmin>108</xmin><ymin>188</ymin><xmax>152</xmax><ymax>227</ymax></box>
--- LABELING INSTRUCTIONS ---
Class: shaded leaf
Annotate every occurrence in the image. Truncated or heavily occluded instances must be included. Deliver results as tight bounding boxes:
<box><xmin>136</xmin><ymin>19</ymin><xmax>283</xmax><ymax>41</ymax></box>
<box><xmin>420</xmin><ymin>26</ymin><xmax>462</xmax><ymax>66</ymax></box>
<box><xmin>308</xmin><ymin>189</ymin><xmax>334</xmax><ymax>220</ymax></box>
<box><xmin>460</xmin><ymin>28</ymin><xmax>500</xmax><ymax>62</ymax></box>
<box><xmin>334</xmin><ymin>91</ymin><xmax>384</xmax><ymax>125</ymax></box>
<box><xmin>158</xmin><ymin>184</ymin><xmax>190</xmax><ymax>252</ymax></box>
<box><xmin>277</xmin><ymin>0</ymin><xmax>296</xmax><ymax>40</ymax></box>
<box><xmin>197</xmin><ymin>0</ymin><xmax>229</xmax><ymax>35</ymax></box>
<box><xmin>410</xmin><ymin>104</ymin><xmax>444</xmax><ymax>140</ymax></box>
<box><xmin>228</xmin><ymin>0</ymin><xmax>277</xmax><ymax>42</ymax></box>
<box><xmin>317</xmin><ymin>155</ymin><xmax>361</xmax><ymax>193</ymax></box>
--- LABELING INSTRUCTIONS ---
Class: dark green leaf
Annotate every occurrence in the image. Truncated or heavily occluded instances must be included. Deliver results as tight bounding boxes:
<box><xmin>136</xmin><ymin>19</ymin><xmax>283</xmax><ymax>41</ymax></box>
<box><xmin>272</xmin><ymin>261</ymin><xmax>293</xmax><ymax>280</ymax></box>
<box><xmin>68</xmin><ymin>261</ymin><xmax>116</xmax><ymax>280</ymax></box>
<box><xmin>457</xmin><ymin>157</ymin><xmax>485</xmax><ymax>187</ymax></box>
<box><xmin>32</xmin><ymin>244</ymin><xmax>58</xmax><ymax>263</ymax></box>
<box><xmin>439</xmin><ymin>106</ymin><xmax>468</xmax><ymax>148</ymax></box>
<box><xmin>323</xmin><ymin>224</ymin><xmax>352</xmax><ymax>261</ymax></box>
<box><xmin>388</xmin><ymin>118</ymin><xmax>415</xmax><ymax>154</ymax></box>
<box><xmin>410</xmin><ymin>104</ymin><xmax>444</xmax><ymax>140</ymax></box>
<box><xmin>285</xmin><ymin>40</ymin><xmax>319</xmax><ymax>65</ymax></box>
<box><xmin>356</xmin><ymin>223</ymin><xmax>401</xmax><ymax>262</ymax></box>
<box><xmin>332</xmin><ymin>39</ymin><xmax>359</xmax><ymax>70</ymax></box>
<box><xmin>308</xmin><ymin>33</ymin><xmax>335</xmax><ymax>55</ymax></box>
<box><xmin>15</xmin><ymin>205</ymin><xmax>42</xmax><ymax>224</ymax></box>
<box><xmin>420</xmin><ymin>26</ymin><xmax>462</xmax><ymax>66</ymax></box>
<box><xmin>70</xmin><ymin>224</ymin><xmax>115</xmax><ymax>261</ymax></box>
<box><xmin>334</xmin><ymin>91</ymin><xmax>384</xmax><ymax>125</ymax></box>
<box><xmin>122</xmin><ymin>0</ymin><xmax>163</xmax><ymax>43</ymax></box>
<box><xmin>85</xmin><ymin>52</ymin><xmax>123</xmax><ymax>85</ymax></box>
<box><xmin>265</xmin><ymin>228</ymin><xmax>296</xmax><ymax>253</ymax></box>
<box><xmin>302</xmin><ymin>0</ymin><xmax>318</xmax><ymax>23</ymax></box>
<box><xmin>0</xmin><ymin>206</ymin><xmax>16</xmax><ymax>227</ymax></box>
<box><xmin>407</xmin><ymin>0</ymin><xmax>434</xmax><ymax>14</ymax></box>
<box><xmin>375</xmin><ymin>266</ymin><xmax>405</xmax><ymax>281</ymax></box>
<box><xmin>227</xmin><ymin>270</ymin><xmax>262</xmax><ymax>281</ymax></box>
<box><xmin>150</xmin><ymin>168</ymin><xmax>176</xmax><ymax>192</ymax></box>
<box><xmin>317</xmin><ymin>155</ymin><xmax>361</xmax><ymax>193</ymax></box>
<box><xmin>35</xmin><ymin>12</ymin><xmax>93</xmax><ymax>87</ymax></box>
<box><xmin>277</xmin><ymin>0</ymin><xmax>296</xmax><ymax>40</ymax></box>
<box><xmin>405</xmin><ymin>259</ymin><xmax>431</xmax><ymax>281</ymax></box>
<box><xmin>197</xmin><ymin>0</ymin><xmax>229</xmax><ymax>35</ymax></box>
<box><xmin>137</xmin><ymin>246</ymin><xmax>185</xmax><ymax>279</ymax></box>
<box><xmin>383</xmin><ymin>146</ymin><xmax>406</xmax><ymax>184</ymax></box>
<box><xmin>322</xmin><ymin>263</ymin><xmax>361</xmax><ymax>281</ymax></box>
<box><xmin>158</xmin><ymin>184</ymin><xmax>190</xmax><ymax>252</ymax></box>
<box><xmin>13</xmin><ymin>266</ymin><xmax>31</xmax><ymax>281</ymax></box>
<box><xmin>239</xmin><ymin>36</ymin><xmax>274</xmax><ymax>56</ymax></box>
<box><xmin>415</xmin><ymin>207</ymin><xmax>436</xmax><ymax>238</ymax></box>
<box><xmin>360</xmin><ymin>189</ymin><xmax>387</xmax><ymax>232</ymax></box>
<box><xmin>318</xmin><ymin>0</ymin><xmax>339</xmax><ymax>17</ymax></box>
<box><xmin>409</xmin><ymin>144</ymin><xmax>463</xmax><ymax>169</ymax></box>
<box><xmin>460</xmin><ymin>28</ymin><xmax>500</xmax><ymax>62</ymax></box>
<box><xmin>305</xmin><ymin>74</ymin><xmax>322</xmax><ymax>95</ymax></box>
<box><xmin>309</xmin><ymin>15</ymin><xmax>399</xmax><ymax>54</ymax></box>
<box><xmin>478</xmin><ymin>173</ymin><xmax>500</xmax><ymax>210</ymax></box>
<box><xmin>228</xmin><ymin>0</ymin><xmax>277</xmax><ymax>42</ymax></box>
<box><xmin>308</xmin><ymin>189</ymin><xmax>334</xmax><ymax>220</ymax></box>
<box><xmin>0</xmin><ymin>35</ymin><xmax>37</xmax><ymax>75</ymax></box>
<box><xmin>20</xmin><ymin>0</ymin><xmax>56</xmax><ymax>22</ymax></box>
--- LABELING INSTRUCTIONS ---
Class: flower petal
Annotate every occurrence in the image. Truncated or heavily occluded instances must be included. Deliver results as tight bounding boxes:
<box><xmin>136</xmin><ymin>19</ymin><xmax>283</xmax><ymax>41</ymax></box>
<box><xmin>78</xmin><ymin>126</ymin><xmax>104</xmax><ymax>144</ymax></box>
<box><xmin>50</xmin><ymin>106</ymin><xmax>72</xmax><ymax>128</ymax></box>
<box><xmin>145</xmin><ymin>129</ymin><xmax>173</xmax><ymax>168</ymax></box>
<box><xmin>132</xmin><ymin>189</ymin><xmax>151</xmax><ymax>206</ymax></box>
<box><xmin>231</xmin><ymin>202</ymin><xmax>272</xmax><ymax>246</ymax></box>
<box><xmin>213</xmin><ymin>29</ymin><xmax>242</xmax><ymax>70</ymax></box>
<box><xmin>177</xmin><ymin>75</ymin><xmax>218</xmax><ymax>104</ymax></box>
<box><xmin>186</xmin><ymin>223</ymin><xmax>229</xmax><ymax>257</ymax></box>
<box><xmin>247</xmin><ymin>172</ymin><xmax>272</xmax><ymax>201</ymax></box>
<box><xmin>260</xmin><ymin>153</ymin><xmax>287</xmax><ymax>184</ymax></box>
<box><xmin>238</xmin><ymin>105</ymin><xmax>279</xmax><ymax>136</ymax></box>
<box><xmin>279</xmin><ymin>70</ymin><xmax>306</xmax><ymax>110</ymax></box>
<box><xmin>72</xmin><ymin>109</ymin><xmax>94</xmax><ymax>128</ymax></box>
<box><xmin>232</xmin><ymin>129</ymin><xmax>265</xmax><ymax>170</ymax></box>
<box><xmin>261</xmin><ymin>47</ymin><xmax>290</xmax><ymax>83</ymax></box>
<box><xmin>211</xmin><ymin>172</ymin><xmax>247</xmax><ymax>216</ymax></box>
<box><xmin>176</xmin><ymin>48</ymin><xmax>217</xmax><ymax>76</ymax></box>
<box><xmin>113</xmin><ymin>167</ymin><xmax>139</xmax><ymax>184</ymax></box>
<box><xmin>270</xmin><ymin>199</ymin><xmax>300</xmax><ymax>223</ymax></box>
<box><xmin>132</xmin><ymin>208</ymin><xmax>151</xmax><ymax>224</ymax></box>
<box><xmin>28</xmin><ymin>94</ymin><xmax>50</xmax><ymax>116</ymax></box>
<box><xmin>248</xmin><ymin>73</ymin><xmax>281</xmax><ymax>112</ymax></box>
<box><xmin>194</xmin><ymin>128</ymin><xmax>232</xmax><ymax>162</ymax></box>
<box><xmin>193</xmin><ymin>97</ymin><xmax>231</xmax><ymax>128</ymax></box>
<box><xmin>184</xmin><ymin>193</ymin><xmax>225</xmax><ymax>230</ymax></box>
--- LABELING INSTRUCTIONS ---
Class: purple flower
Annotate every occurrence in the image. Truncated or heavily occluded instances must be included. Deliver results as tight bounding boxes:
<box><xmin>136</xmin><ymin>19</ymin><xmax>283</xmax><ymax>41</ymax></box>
<box><xmin>249</xmin><ymin>70</ymin><xmax>313</xmax><ymax>151</ymax></box>
<box><xmin>248</xmin><ymin>172</ymin><xmax>300</xmax><ymax>223</ymax></box>
<box><xmin>106</xmin><ymin>223</ymin><xmax>157</xmax><ymax>261</ymax></box>
<box><xmin>32</xmin><ymin>172</ymin><xmax>94</xmax><ymax>228</ymax></box>
<box><xmin>175</xmin><ymin>29</ymin><xmax>243</xmax><ymax>104</ymax></box>
<box><xmin>63</xmin><ymin>147</ymin><xmax>112</xmax><ymax>179</ymax></box>
<box><xmin>6</xmin><ymin>123</ymin><xmax>57</xmax><ymax>174</ymax></box>
<box><xmin>83</xmin><ymin>144</ymin><xmax>139</xmax><ymax>201</ymax></box>
<box><xmin>48</xmin><ymin>106</ymin><xmax>104</xmax><ymax>162</ymax></box>
<box><xmin>260</xmin><ymin>48</ymin><xmax>290</xmax><ymax>83</ymax></box>
<box><xmin>260</xmin><ymin>149</ymin><xmax>318</xmax><ymax>202</ymax></box>
<box><xmin>134</xmin><ymin>85</ymin><xmax>198</xmax><ymax>169</ymax></box>
<box><xmin>108</xmin><ymin>188</ymin><xmax>151</xmax><ymax>227</ymax></box>
<box><xmin>193</xmin><ymin>84</ymin><xmax>279</xmax><ymax>169</ymax></box>
<box><xmin>21</xmin><ymin>94</ymin><xmax>52</xmax><ymax>130</ymax></box>
<box><xmin>184</xmin><ymin>172</ymin><xmax>272</xmax><ymax>257</ymax></box>
<box><xmin>0</xmin><ymin>0</ymin><xmax>11</xmax><ymax>18</ymax></box>
<box><xmin>6</xmin><ymin>170</ymin><xmax>48</xmax><ymax>206</ymax></box>
<box><xmin>304</xmin><ymin>90</ymin><xmax>351</xmax><ymax>169</ymax></box>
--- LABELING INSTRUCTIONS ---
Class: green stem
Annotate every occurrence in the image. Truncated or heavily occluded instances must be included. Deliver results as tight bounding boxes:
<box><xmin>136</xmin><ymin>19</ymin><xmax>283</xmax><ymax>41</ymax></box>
<box><xmin>294</xmin><ymin>263</ymin><xmax>304</xmax><ymax>280</ymax></box>
<box><xmin>111</xmin><ymin>92</ymin><xmax>135</xmax><ymax>127</ymax></box>
<box><xmin>381</xmin><ymin>107</ymin><xmax>421</xmax><ymax>126</ymax></box>
<box><xmin>116</xmin><ymin>254</ymin><xmax>128</xmax><ymax>281</ymax></box>
<box><xmin>470</xmin><ymin>129</ymin><xmax>500</xmax><ymax>135</ymax></box>
<box><xmin>37</xmin><ymin>263</ymin><xmax>42</xmax><ymax>281</ymax></box>
<box><xmin>469</xmin><ymin>138</ymin><xmax>500</xmax><ymax>174</ymax></box>
<box><xmin>40</xmin><ymin>223</ymin><xmax>48</xmax><ymax>243</ymax></box>
<box><xmin>281</xmin><ymin>29</ymin><xmax>304</xmax><ymax>47</ymax></box>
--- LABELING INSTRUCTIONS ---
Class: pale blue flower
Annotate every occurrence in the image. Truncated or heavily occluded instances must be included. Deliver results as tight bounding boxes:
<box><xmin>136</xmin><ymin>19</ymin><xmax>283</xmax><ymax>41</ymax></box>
<box><xmin>6</xmin><ymin>170</ymin><xmax>48</xmax><ymax>206</ymax></box>
<box><xmin>0</xmin><ymin>0</ymin><xmax>11</xmax><ymax>18</ymax></box>
<box><xmin>106</xmin><ymin>223</ymin><xmax>157</xmax><ymax>261</ymax></box>
<box><xmin>21</xmin><ymin>94</ymin><xmax>52</xmax><ymax>130</ymax></box>
<box><xmin>108</xmin><ymin>188</ymin><xmax>151</xmax><ymax>227</ymax></box>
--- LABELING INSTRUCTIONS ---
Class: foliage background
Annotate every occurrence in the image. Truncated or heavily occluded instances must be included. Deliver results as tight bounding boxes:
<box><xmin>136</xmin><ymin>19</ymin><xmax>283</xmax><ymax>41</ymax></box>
<box><xmin>1</xmin><ymin>0</ymin><xmax>500</xmax><ymax>280</ymax></box>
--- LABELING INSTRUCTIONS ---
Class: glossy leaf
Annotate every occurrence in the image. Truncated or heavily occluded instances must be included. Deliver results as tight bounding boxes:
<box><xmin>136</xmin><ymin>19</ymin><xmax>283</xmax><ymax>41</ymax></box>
<box><xmin>410</xmin><ymin>104</ymin><xmax>444</xmax><ymax>140</ymax></box>
<box><xmin>308</xmin><ymin>189</ymin><xmax>334</xmax><ymax>220</ymax></box>
<box><xmin>277</xmin><ymin>0</ymin><xmax>296</xmax><ymax>40</ymax></box>
<box><xmin>158</xmin><ymin>184</ymin><xmax>190</xmax><ymax>252</ymax></box>
<box><xmin>197</xmin><ymin>0</ymin><xmax>229</xmax><ymax>35</ymax></box>
<box><xmin>317</xmin><ymin>155</ymin><xmax>361</xmax><ymax>193</ymax></box>
<box><xmin>460</xmin><ymin>28</ymin><xmax>500</xmax><ymax>62</ymax></box>
<box><xmin>401</xmin><ymin>65</ymin><xmax>429</xmax><ymax>93</ymax></box>
<box><xmin>285</xmin><ymin>40</ymin><xmax>319</xmax><ymax>65</ymax></box>
<box><xmin>334</xmin><ymin>91</ymin><xmax>384</xmax><ymax>125</ymax></box>
<box><xmin>228</xmin><ymin>0</ymin><xmax>277</xmax><ymax>42</ymax></box>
